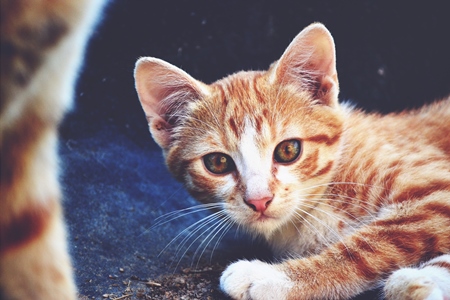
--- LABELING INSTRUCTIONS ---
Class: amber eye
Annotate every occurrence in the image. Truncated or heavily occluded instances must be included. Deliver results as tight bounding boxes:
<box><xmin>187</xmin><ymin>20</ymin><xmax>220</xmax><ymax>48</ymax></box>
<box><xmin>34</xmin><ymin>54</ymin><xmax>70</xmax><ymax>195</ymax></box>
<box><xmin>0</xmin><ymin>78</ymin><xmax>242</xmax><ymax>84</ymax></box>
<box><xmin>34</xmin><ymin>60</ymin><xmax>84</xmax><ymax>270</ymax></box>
<box><xmin>203</xmin><ymin>153</ymin><xmax>235</xmax><ymax>175</ymax></box>
<box><xmin>274</xmin><ymin>139</ymin><xmax>301</xmax><ymax>163</ymax></box>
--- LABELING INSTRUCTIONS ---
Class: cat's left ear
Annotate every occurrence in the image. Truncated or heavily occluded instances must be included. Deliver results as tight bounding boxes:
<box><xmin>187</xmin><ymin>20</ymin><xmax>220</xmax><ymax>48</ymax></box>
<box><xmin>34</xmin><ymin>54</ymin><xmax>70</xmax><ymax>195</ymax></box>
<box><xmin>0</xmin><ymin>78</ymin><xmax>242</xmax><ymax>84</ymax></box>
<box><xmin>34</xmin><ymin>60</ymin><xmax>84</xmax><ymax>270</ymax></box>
<box><xmin>270</xmin><ymin>23</ymin><xmax>339</xmax><ymax>106</ymax></box>
<box><xmin>134</xmin><ymin>57</ymin><xmax>209</xmax><ymax>151</ymax></box>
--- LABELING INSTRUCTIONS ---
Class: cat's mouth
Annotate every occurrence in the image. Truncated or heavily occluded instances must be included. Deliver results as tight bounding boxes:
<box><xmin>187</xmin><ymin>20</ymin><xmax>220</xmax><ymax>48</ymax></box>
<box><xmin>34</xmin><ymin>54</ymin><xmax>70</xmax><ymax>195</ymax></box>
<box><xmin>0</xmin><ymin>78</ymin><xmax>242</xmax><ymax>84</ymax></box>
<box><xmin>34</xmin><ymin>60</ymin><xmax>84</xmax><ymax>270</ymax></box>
<box><xmin>254</xmin><ymin>212</ymin><xmax>275</xmax><ymax>222</ymax></box>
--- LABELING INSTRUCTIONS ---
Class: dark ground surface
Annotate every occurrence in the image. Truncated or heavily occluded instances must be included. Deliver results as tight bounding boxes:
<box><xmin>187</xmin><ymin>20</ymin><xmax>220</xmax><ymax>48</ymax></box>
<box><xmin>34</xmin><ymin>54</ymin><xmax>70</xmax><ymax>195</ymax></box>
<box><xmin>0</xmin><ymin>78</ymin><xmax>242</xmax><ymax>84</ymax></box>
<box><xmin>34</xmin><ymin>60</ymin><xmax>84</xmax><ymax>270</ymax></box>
<box><xmin>60</xmin><ymin>1</ymin><xmax>450</xmax><ymax>299</ymax></box>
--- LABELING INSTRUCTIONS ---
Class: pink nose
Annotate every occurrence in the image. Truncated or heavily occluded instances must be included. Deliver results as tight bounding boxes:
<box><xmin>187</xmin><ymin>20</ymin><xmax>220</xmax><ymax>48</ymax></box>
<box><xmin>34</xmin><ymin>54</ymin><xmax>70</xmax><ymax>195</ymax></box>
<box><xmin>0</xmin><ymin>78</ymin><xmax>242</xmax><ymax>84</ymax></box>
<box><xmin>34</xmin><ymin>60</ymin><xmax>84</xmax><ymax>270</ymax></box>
<box><xmin>245</xmin><ymin>196</ymin><xmax>273</xmax><ymax>213</ymax></box>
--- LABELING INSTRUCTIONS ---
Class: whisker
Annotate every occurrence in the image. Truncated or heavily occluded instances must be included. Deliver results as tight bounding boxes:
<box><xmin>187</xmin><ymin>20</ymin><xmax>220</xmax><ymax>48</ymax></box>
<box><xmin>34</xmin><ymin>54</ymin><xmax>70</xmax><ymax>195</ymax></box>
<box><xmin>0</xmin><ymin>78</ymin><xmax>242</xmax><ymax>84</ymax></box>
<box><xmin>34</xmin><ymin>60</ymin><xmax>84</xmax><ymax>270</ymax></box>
<box><xmin>158</xmin><ymin>210</ymin><xmax>224</xmax><ymax>258</ymax></box>
<box><xmin>173</xmin><ymin>212</ymin><xmax>227</xmax><ymax>271</ymax></box>
<box><xmin>150</xmin><ymin>203</ymin><xmax>222</xmax><ymax>230</ymax></box>
<box><xmin>295</xmin><ymin>207</ymin><xmax>350</xmax><ymax>253</ymax></box>
<box><xmin>303</xmin><ymin>194</ymin><xmax>378</xmax><ymax>217</ymax></box>
<box><xmin>174</xmin><ymin>210</ymin><xmax>227</xmax><ymax>256</ymax></box>
<box><xmin>193</xmin><ymin>215</ymin><xmax>233</xmax><ymax>269</ymax></box>
<box><xmin>157</xmin><ymin>186</ymin><xmax>185</xmax><ymax>209</ymax></box>
<box><xmin>191</xmin><ymin>215</ymin><xmax>230</xmax><ymax>262</ymax></box>
<box><xmin>303</xmin><ymin>198</ymin><xmax>372</xmax><ymax>224</ymax></box>
<box><xmin>290</xmin><ymin>220</ymin><xmax>302</xmax><ymax>236</ymax></box>
<box><xmin>300</xmin><ymin>182</ymin><xmax>386</xmax><ymax>193</ymax></box>
<box><xmin>210</xmin><ymin>220</ymin><xmax>234</xmax><ymax>262</ymax></box>
<box><xmin>293</xmin><ymin>211</ymin><xmax>332</xmax><ymax>249</ymax></box>
<box><xmin>299</xmin><ymin>201</ymin><xmax>375</xmax><ymax>252</ymax></box>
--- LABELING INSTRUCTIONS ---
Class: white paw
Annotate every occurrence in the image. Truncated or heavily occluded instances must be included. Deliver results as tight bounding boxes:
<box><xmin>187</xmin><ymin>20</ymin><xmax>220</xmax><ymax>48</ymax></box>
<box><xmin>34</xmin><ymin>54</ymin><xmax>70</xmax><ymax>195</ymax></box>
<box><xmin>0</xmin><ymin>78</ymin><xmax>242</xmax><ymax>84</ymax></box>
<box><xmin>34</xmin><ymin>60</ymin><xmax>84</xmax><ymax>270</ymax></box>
<box><xmin>384</xmin><ymin>268</ymin><xmax>446</xmax><ymax>300</ymax></box>
<box><xmin>220</xmin><ymin>260</ymin><xmax>293</xmax><ymax>300</ymax></box>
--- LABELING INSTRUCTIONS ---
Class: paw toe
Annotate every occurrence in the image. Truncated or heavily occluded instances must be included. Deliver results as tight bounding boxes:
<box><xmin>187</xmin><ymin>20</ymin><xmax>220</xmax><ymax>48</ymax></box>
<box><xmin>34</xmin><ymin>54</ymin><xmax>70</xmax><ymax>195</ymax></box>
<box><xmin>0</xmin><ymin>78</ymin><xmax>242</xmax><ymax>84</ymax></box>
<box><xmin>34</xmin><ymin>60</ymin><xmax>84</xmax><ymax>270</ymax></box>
<box><xmin>220</xmin><ymin>260</ymin><xmax>292</xmax><ymax>300</ymax></box>
<box><xmin>385</xmin><ymin>269</ymin><xmax>444</xmax><ymax>300</ymax></box>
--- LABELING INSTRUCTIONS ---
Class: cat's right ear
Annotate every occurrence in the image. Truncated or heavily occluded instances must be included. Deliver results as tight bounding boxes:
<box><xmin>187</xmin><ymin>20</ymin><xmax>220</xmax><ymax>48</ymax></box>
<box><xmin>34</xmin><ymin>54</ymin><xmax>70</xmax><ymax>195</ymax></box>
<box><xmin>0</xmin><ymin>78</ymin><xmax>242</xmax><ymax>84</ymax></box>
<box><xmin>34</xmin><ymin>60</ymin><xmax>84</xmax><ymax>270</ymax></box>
<box><xmin>269</xmin><ymin>23</ymin><xmax>339</xmax><ymax>107</ymax></box>
<box><xmin>134</xmin><ymin>57</ymin><xmax>209</xmax><ymax>150</ymax></box>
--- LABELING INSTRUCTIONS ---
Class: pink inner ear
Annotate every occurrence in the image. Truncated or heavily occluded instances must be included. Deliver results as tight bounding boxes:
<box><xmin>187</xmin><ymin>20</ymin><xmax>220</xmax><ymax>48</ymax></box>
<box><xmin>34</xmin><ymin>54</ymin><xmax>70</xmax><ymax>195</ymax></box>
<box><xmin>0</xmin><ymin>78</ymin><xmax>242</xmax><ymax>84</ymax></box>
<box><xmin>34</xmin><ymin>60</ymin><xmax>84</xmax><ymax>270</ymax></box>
<box><xmin>272</xmin><ymin>23</ymin><xmax>339</xmax><ymax>105</ymax></box>
<box><xmin>148</xmin><ymin>116</ymin><xmax>172</xmax><ymax>150</ymax></box>
<box><xmin>135</xmin><ymin>57</ymin><xmax>209</xmax><ymax>121</ymax></box>
<box><xmin>134</xmin><ymin>57</ymin><xmax>209</xmax><ymax>150</ymax></box>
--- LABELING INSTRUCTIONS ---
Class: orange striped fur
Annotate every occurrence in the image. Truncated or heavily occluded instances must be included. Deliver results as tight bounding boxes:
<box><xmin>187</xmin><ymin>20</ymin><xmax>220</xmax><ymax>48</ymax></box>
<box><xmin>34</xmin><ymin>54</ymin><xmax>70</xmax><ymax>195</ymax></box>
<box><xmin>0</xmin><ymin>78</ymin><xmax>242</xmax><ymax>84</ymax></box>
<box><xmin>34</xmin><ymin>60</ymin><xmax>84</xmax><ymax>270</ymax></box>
<box><xmin>135</xmin><ymin>23</ymin><xmax>450</xmax><ymax>299</ymax></box>
<box><xmin>0</xmin><ymin>0</ymin><xmax>104</xmax><ymax>299</ymax></box>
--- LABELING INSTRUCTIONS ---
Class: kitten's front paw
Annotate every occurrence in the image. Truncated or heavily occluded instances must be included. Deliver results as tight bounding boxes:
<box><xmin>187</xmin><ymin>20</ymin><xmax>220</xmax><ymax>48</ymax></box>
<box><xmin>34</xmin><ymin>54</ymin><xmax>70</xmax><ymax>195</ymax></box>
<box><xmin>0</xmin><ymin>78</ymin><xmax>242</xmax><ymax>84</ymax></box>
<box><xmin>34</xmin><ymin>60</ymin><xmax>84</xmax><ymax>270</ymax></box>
<box><xmin>220</xmin><ymin>260</ymin><xmax>293</xmax><ymax>300</ymax></box>
<box><xmin>384</xmin><ymin>268</ymin><xmax>446</xmax><ymax>300</ymax></box>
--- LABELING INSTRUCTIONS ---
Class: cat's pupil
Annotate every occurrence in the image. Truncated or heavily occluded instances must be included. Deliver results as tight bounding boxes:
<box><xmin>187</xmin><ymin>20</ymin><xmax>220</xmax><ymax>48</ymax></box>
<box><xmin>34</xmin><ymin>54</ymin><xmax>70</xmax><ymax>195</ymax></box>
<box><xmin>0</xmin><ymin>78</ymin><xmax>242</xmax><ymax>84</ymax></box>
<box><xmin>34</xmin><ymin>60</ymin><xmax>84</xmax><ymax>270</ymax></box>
<box><xmin>203</xmin><ymin>153</ymin><xmax>235</xmax><ymax>174</ymax></box>
<box><xmin>274</xmin><ymin>139</ymin><xmax>301</xmax><ymax>163</ymax></box>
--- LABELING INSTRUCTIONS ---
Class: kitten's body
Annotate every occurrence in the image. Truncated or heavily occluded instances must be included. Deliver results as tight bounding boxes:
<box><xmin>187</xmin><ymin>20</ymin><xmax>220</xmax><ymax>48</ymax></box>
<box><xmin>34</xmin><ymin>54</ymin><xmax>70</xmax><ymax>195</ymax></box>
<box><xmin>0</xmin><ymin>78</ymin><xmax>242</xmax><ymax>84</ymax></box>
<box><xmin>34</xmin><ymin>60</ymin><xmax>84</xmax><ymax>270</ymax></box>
<box><xmin>135</xmin><ymin>23</ymin><xmax>450</xmax><ymax>299</ymax></box>
<box><xmin>0</xmin><ymin>1</ymin><xmax>104</xmax><ymax>299</ymax></box>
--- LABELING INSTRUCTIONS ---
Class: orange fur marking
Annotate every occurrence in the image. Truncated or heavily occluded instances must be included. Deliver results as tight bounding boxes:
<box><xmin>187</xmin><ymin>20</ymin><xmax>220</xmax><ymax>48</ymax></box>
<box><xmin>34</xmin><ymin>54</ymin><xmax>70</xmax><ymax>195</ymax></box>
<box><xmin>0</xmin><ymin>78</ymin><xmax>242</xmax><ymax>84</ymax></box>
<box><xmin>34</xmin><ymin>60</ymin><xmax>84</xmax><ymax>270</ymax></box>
<box><xmin>0</xmin><ymin>199</ymin><xmax>55</xmax><ymax>255</ymax></box>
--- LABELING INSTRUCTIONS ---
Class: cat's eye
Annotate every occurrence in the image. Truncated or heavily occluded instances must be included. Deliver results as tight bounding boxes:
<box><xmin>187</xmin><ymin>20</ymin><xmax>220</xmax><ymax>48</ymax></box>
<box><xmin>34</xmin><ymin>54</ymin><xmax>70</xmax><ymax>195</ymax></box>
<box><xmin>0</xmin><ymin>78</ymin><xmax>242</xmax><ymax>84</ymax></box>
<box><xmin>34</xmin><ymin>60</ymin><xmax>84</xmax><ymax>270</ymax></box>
<box><xmin>274</xmin><ymin>139</ymin><xmax>301</xmax><ymax>163</ymax></box>
<box><xmin>203</xmin><ymin>153</ymin><xmax>236</xmax><ymax>175</ymax></box>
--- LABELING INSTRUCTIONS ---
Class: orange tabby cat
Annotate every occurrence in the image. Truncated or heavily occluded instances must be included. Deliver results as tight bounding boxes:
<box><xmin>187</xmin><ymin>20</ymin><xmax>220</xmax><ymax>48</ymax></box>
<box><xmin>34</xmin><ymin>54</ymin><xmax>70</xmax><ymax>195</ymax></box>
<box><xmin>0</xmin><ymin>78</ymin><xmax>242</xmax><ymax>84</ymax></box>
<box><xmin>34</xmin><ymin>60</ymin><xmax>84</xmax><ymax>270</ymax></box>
<box><xmin>135</xmin><ymin>23</ymin><xmax>450</xmax><ymax>299</ymax></box>
<box><xmin>0</xmin><ymin>0</ymin><xmax>104</xmax><ymax>299</ymax></box>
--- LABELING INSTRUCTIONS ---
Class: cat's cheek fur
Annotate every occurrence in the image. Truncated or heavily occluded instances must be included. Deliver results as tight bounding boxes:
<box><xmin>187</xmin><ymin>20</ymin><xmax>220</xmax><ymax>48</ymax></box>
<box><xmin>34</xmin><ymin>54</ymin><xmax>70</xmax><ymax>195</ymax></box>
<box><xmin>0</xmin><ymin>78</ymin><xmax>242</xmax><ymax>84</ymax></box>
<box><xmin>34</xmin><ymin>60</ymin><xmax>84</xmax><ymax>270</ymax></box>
<box><xmin>220</xmin><ymin>260</ymin><xmax>294</xmax><ymax>300</ymax></box>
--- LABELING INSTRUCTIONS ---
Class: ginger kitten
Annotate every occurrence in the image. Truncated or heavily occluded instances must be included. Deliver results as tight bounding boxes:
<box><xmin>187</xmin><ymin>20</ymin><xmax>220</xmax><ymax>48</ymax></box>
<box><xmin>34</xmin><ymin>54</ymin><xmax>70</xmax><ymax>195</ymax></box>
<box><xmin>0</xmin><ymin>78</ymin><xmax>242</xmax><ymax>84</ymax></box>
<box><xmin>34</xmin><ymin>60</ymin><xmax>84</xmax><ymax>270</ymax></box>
<box><xmin>0</xmin><ymin>0</ymin><xmax>104</xmax><ymax>299</ymax></box>
<box><xmin>135</xmin><ymin>23</ymin><xmax>450</xmax><ymax>299</ymax></box>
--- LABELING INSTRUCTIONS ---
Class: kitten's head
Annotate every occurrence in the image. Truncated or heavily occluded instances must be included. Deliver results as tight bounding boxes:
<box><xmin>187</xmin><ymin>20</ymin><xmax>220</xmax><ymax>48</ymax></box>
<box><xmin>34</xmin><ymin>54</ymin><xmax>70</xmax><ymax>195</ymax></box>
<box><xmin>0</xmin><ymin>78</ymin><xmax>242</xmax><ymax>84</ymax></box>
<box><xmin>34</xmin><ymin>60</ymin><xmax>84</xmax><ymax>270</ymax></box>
<box><xmin>135</xmin><ymin>23</ymin><xmax>344</xmax><ymax>237</ymax></box>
